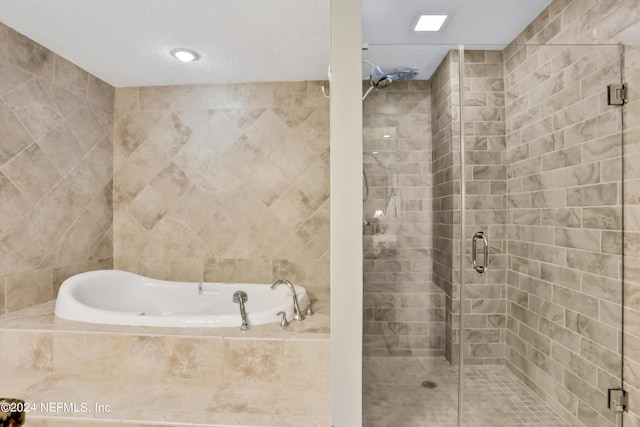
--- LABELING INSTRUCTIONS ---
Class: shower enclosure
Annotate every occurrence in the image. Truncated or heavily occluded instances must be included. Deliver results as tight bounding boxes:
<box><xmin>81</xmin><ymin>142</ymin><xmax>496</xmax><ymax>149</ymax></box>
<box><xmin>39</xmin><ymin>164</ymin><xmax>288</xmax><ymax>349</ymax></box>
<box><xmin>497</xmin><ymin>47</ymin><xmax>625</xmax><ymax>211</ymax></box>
<box><xmin>362</xmin><ymin>43</ymin><xmax>625</xmax><ymax>426</ymax></box>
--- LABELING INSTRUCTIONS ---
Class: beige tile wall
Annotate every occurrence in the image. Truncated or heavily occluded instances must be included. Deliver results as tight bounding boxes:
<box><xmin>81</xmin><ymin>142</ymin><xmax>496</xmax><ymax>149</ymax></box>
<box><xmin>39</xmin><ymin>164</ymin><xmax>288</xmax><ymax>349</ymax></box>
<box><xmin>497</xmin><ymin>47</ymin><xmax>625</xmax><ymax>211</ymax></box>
<box><xmin>0</xmin><ymin>327</ymin><xmax>331</xmax><ymax>425</ymax></box>
<box><xmin>112</xmin><ymin>83</ymin><xmax>329</xmax><ymax>304</ymax></box>
<box><xmin>0</xmin><ymin>23</ymin><xmax>114</xmax><ymax>315</ymax></box>
<box><xmin>430</xmin><ymin>52</ymin><xmax>456</xmax><ymax>298</ymax></box>
<box><xmin>0</xmin><ymin>328</ymin><xmax>329</xmax><ymax>389</ymax></box>
<box><xmin>502</xmin><ymin>0</ymin><xmax>639</xmax><ymax>425</ymax></box>
<box><xmin>460</xmin><ymin>50</ymin><xmax>508</xmax><ymax>365</ymax></box>
<box><xmin>430</xmin><ymin>51</ymin><xmax>461</xmax><ymax>362</ymax></box>
<box><xmin>361</xmin><ymin>80</ymin><xmax>442</xmax><ymax>357</ymax></box>
<box><xmin>430</xmin><ymin>50</ymin><xmax>508</xmax><ymax>365</ymax></box>
<box><xmin>426</xmin><ymin>0</ymin><xmax>640</xmax><ymax>424</ymax></box>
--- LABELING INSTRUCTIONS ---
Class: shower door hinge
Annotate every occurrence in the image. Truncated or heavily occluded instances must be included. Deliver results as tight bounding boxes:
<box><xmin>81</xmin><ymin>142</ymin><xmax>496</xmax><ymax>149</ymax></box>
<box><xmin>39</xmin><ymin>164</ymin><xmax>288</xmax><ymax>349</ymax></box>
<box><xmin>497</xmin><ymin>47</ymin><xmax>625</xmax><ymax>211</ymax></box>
<box><xmin>607</xmin><ymin>83</ymin><xmax>628</xmax><ymax>105</ymax></box>
<box><xmin>608</xmin><ymin>388</ymin><xmax>628</xmax><ymax>413</ymax></box>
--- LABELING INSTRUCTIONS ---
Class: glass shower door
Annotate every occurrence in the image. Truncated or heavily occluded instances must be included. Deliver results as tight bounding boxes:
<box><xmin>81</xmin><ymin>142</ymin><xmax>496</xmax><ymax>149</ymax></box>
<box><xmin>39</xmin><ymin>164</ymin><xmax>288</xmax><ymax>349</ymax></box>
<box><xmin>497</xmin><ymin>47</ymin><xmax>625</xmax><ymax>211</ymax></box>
<box><xmin>362</xmin><ymin>43</ymin><xmax>462</xmax><ymax>426</ymax></box>
<box><xmin>361</xmin><ymin>41</ymin><xmax>626</xmax><ymax>427</ymax></box>
<box><xmin>459</xmin><ymin>43</ymin><xmax>625</xmax><ymax>426</ymax></box>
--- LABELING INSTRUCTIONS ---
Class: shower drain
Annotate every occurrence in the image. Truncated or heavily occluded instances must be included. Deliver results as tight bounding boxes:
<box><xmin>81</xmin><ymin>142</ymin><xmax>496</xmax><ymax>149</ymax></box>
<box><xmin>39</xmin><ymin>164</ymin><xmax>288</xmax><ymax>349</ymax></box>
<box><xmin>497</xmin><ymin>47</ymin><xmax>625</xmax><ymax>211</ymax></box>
<box><xmin>421</xmin><ymin>380</ymin><xmax>438</xmax><ymax>389</ymax></box>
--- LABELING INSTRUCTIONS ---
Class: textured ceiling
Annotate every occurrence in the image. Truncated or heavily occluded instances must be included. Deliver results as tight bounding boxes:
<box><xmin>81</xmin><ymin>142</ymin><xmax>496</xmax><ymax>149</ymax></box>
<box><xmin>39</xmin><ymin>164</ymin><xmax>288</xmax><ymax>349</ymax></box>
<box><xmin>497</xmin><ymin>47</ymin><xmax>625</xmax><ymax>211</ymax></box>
<box><xmin>0</xmin><ymin>0</ymin><xmax>552</xmax><ymax>87</ymax></box>
<box><xmin>0</xmin><ymin>0</ymin><xmax>330</xmax><ymax>87</ymax></box>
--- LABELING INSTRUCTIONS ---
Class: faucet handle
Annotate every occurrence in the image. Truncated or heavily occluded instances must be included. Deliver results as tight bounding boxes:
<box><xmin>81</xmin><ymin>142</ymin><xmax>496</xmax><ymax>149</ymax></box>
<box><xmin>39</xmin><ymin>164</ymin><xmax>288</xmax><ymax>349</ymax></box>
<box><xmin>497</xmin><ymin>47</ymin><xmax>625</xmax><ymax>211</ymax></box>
<box><xmin>276</xmin><ymin>311</ymin><xmax>289</xmax><ymax>327</ymax></box>
<box><xmin>305</xmin><ymin>299</ymin><xmax>314</xmax><ymax>316</ymax></box>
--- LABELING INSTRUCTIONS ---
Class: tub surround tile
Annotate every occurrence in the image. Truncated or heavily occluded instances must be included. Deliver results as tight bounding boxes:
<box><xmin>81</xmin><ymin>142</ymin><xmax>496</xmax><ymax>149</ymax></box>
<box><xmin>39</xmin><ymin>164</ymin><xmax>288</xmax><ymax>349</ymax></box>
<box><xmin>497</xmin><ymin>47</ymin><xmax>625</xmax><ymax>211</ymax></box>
<box><xmin>1</xmin><ymin>369</ymin><xmax>330</xmax><ymax>426</ymax></box>
<box><xmin>7</xmin><ymin>29</ymin><xmax>54</xmax><ymax>80</ymax></box>
<box><xmin>5</xmin><ymin>268</ymin><xmax>52</xmax><ymax>313</ymax></box>
<box><xmin>113</xmin><ymin>82</ymin><xmax>329</xmax><ymax>312</ymax></box>
<box><xmin>223</xmin><ymin>324</ymin><xmax>286</xmax><ymax>339</ymax></box>
<box><xmin>38</xmin><ymin>122</ymin><xmax>86</xmax><ymax>176</ymax></box>
<box><xmin>163</xmin><ymin>336</ymin><xmax>224</xmax><ymax>381</ymax></box>
<box><xmin>0</xmin><ymin>24</ymin><xmax>333</xmax><ymax>427</ymax></box>
<box><xmin>39</xmin><ymin>422</ymin><xmax>119</xmax><ymax>427</ymax></box>
<box><xmin>0</xmin><ymin>300</ymin><xmax>55</xmax><ymax>320</ymax></box>
<box><xmin>205</xmin><ymin>383</ymin><xmax>281</xmax><ymax>414</ymax></box>
<box><xmin>275</xmin><ymin>386</ymin><xmax>330</xmax><ymax>417</ymax></box>
<box><xmin>281</xmin><ymin>315</ymin><xmax>330</xmax><ymax>337</ymax></box>
<box><xmin>0</xmin><ymin>102</ymin><xmax>32</xmax><ymax>165</ymax></box>
<box><xmin>224</xmin><ymin>339</ymin><xmax>284</xmax><ymax>383</ymax></box>
<box><xmin>269</xmin><ymin>416</ymin><xmax>331</xmax><ymax>427</ymax></box>
<box><xmin>137</xmin><ymin>256</ymin><xmax>204</xmax><ymax>283</ymax></box>
<box><xmin>0</xmin><ymin>330</ymin><xmax>53</xmax><ymax>373</ymax></box>
<box><xmin>0</xmin><ymin>371</ymin><xmax>49</xmax><ymax>397</ymax></box>
<box><xmin>195</xmin><ymin>412</ymin><xmax>273</xmax><ymax>426</ymax></box>
<box><xmin>1</xmin><ymin>143</ymin><xmax>61</xmax><ymax>205</ymax></box>
<box><xmin>203</xmin><ymin>258</ymin><xmax>237</xmax><ymax>282</ymax></box>
<box><xmin>0</xmin><ymin>26</ymin><xmax>114</xmax><ymax>314</ymax></box>
<box><xmin>237</xmin><ymin>258</ymin><xmax>272</xmax><ymax>283</ymax></box>
<box><xmin>0</xmin><ymin>300</ymin><xmax>331</xmax><ymax>415</ymax></box>
<box><xmin>2</xmin><ymin>79</ymin><xmax>61</xmax><ymax>140</ymax></box>
<box><xmin>120</xmin><ymin>379</ymin><xmax>215</xmax><ymax>414</ymax></box>
<box><xmin>52</xmin><ymin>332</ymin><xmax>116</xmax><ymax>374</ymax></box>
<box><xmin>283</xmin><ymin>340</ymin><xmax>330</xmax><ymax>390</ymax></box>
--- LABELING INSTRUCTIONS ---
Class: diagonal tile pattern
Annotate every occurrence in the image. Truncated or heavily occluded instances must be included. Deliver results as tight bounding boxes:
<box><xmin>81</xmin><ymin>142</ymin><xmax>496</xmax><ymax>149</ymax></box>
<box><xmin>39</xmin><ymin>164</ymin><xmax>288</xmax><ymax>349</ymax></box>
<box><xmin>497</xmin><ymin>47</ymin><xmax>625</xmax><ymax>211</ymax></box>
<box><xmin>113</xmin><ymin>82</ymin><xmax>330</xmax><ymax>297</ymax></box>
<box><xmin>0</xmin><ymin>22</ymin><xmax>114</xmax><ymax>315</ymax></box>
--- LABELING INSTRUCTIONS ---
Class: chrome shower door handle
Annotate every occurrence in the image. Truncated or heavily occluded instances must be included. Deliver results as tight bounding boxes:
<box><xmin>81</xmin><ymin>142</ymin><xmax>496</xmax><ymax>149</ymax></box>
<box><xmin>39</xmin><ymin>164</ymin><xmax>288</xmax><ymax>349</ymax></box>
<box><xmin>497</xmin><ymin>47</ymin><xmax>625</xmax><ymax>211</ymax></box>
<box><xmin>472</xmin><ymin>231</ymin><xmax>488</xmax><ymax>273</ymax></box>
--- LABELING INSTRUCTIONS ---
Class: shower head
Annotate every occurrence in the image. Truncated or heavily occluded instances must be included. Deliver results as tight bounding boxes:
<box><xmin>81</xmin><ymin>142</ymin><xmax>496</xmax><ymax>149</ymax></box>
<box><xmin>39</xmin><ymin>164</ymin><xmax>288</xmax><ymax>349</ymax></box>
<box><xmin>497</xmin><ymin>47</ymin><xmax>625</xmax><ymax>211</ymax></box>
<box><xmin>362</xmin><ymin>59</ymin><xmax>420</xmax><ymax>101</ymax></box>
<box><xmin>371</xmin><ymin>67</ymin><xmax>419</xmax><ymax>88</ymax></box>
<box><xmin>387</xmin><ymin>68</ymin><xmax>420</xmax><ymax>81</ymax></box>
<box><xmin>363</xmin><ymin>61</ymin><xmax>420</xmax><ymax>100</ymax></box>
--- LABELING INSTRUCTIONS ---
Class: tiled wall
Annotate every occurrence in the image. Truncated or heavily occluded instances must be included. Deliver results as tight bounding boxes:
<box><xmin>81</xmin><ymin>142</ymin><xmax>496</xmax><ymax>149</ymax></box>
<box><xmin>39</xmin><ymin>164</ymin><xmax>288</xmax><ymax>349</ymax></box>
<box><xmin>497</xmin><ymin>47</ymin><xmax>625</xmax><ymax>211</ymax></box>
<box><xmin>112</xmin><ymin>83</ymin><xmax>330</xmax><ymax>304</ymax></box>
<box><xmin>501</xmin><ymin>0</ymin><xmax>639</xmax><ymax>425</ymax></box>
<box><xmin>0</xmin><ymin>23</ymin><xmax>114</xmax><ymax>315</ymax></box>
<box><xmin>361</xmin><ymin>80</ymin><xmax>442</xmax><ymax>357</ymax></box>
<box><xmin>424</xmin><ymin>1</ymin><xmax>640</xmax><ymax>424</ymax></box>
<box><xmin>430</xmin><ymin>50</ymin><xmax>508</xmax><ymax>365</ymax></box>
<box><xmin>430</xmin><ymin>51</ymin><xmax>461</xmax><ymax>362</ymax></box>
<box><xmin>460</xmin><ymin>50</ymin><xmax>508</xmax><ymax>365</ymax></box>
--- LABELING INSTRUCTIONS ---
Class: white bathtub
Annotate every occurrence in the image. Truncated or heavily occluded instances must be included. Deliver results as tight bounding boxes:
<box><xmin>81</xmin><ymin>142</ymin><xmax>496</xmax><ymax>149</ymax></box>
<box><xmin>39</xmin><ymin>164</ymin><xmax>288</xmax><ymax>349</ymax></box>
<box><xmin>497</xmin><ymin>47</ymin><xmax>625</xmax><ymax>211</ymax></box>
<box><xmin>54</xmin><ymin>270</ymin><xmax>309</xmax><ymax>328</ymax></box>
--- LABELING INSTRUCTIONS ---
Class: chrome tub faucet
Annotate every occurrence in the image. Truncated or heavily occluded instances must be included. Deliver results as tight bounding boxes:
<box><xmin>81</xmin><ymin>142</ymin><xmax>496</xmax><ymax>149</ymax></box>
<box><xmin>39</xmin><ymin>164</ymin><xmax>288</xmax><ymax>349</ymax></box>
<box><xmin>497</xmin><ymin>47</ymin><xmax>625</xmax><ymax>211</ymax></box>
<box><xmin>271</xmin><ymin>279</ymin><xmax>305</xmax><ymax>321</ymax></box>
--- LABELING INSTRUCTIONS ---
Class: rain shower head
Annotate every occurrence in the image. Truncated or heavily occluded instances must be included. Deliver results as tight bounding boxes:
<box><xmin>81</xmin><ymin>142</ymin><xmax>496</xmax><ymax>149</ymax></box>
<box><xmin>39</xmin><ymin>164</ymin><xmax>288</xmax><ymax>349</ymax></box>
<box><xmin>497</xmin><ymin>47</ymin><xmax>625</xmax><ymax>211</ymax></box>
<box><xmin>371</xmin><ymin>67</ymin><xmax>419</xmax><ymax>88</ymax></box>
<box><xmin>387</xmin><ymin>68</ymin><xmax>420</xmax><ymax>81</ymax></box>
<box><xmin>363</xmin><ymin>61</ymin><xmax>420</xmax><ymax>100</ymax></box>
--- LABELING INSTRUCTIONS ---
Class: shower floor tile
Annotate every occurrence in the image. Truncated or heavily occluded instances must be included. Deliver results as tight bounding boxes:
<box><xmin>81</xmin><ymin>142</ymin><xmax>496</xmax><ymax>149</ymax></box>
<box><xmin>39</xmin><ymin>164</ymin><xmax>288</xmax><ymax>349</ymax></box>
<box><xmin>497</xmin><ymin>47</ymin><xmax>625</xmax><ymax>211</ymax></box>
<box><xmin>363</xmin><ymin>357</ymin><xmax>570</xmax><ymax>427</ymax></box>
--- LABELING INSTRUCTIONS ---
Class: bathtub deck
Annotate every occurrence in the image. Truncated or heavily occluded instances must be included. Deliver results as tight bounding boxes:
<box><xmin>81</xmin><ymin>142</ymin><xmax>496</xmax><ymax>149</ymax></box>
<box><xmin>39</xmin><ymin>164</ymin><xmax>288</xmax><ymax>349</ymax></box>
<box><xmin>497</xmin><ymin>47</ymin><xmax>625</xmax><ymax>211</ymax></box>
<box><xmin>0</xmin><ymin>301</ymin><xmax>331</xmax><ymax>427</ymax></box>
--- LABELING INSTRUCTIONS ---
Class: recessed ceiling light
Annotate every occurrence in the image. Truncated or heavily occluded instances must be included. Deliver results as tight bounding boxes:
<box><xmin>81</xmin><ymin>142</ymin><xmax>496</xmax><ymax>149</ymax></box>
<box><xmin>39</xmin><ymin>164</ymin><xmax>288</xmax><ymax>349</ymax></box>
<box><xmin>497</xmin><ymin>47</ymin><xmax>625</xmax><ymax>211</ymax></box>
<box><xmin>414</xmin><ymin>14</ymin><xmax>448</xmax><ymax>32</ymax></box>
<box><xmin>170</xmin><ymin>48</ymin><xmax>200</xmax><ymax>63</ymax></box>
